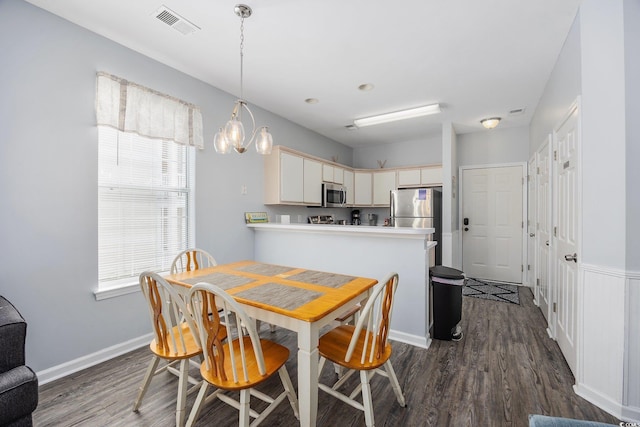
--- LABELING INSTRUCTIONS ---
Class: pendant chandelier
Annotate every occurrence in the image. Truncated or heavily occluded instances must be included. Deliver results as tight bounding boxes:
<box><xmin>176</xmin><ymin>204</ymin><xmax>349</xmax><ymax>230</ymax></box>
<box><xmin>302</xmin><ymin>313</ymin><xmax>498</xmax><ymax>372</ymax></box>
<box><xmin>214</xmin><ymin>4</ymin><xmax>273</xmax><ymax>155</ymax></box>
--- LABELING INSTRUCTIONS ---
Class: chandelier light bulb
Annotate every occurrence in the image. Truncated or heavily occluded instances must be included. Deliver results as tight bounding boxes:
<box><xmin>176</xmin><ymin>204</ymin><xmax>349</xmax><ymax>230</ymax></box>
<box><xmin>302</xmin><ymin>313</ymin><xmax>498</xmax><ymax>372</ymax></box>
<box><xmin>213</xmin><ymin>128</ymin><xmax>231</xmax><ymax>154</ymax></box>
<box><xmin>225</xmin><ymin>116</ymin><xmax>245</xmax><ymax>151</ymax></box>
<box><xmin>255</xmin><ymin>127</ymin><xmax>273</xmax><ymax>154</ymax></box>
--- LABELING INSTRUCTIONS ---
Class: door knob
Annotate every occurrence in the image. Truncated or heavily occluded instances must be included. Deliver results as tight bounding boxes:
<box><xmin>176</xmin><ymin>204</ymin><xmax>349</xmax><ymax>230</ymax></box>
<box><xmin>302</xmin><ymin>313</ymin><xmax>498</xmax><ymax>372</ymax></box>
<box><xmin>464</xmin><ymin>227</ymin><xmax>469</xmax><ymax>231</ymax></box>
<box><xmin>545</xmin><ymin>241</ymin><xmax>550</xmax><ymax>246</ymax></box>
<box><xmin>529</xmin><ymin>233</ymin><xmax>535</xmax><ymax>237</ymax></box>
<box><xmin>564</xmin><ymin>253</ymin><xmax>578</xmax><ymax>262</ymax></box>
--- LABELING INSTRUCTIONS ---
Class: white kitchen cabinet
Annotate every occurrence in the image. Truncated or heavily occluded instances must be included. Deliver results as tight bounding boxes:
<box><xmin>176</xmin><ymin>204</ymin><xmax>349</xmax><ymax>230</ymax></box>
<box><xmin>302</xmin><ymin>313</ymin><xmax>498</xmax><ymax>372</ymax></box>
<box><xmin>333</xmin><ymin>167</ymin><xmax>344</xmax><ymax>184</ymax></box>
<box><xmin>322</xmin><ymin>164</ymin><xmax>344</xmax><ymax>184</ymax></box>
<box><xmin>397</xmin><ymin>168</ymin><xmax>421</xmax><ymax>187</ymax></box>
<box><xmin>280</xmin><ymin>152</ymin><xmax>304</xmax><ymax>203</ymax></box>
<box><xmin>343</xmin><ymin>169</ymin><xmax>354</xmax><ymax>205</ymax></box>
<box><xmin>303</xmin><ymin>158</ymin><xmax>322</xmax><ymax>204</ymax></box>
<box><xmin>354</xmin><ymin>171</ymin><xmax>372</xmax><ymax>206</ymax></box>
<box><xmin>373</xmin><ymin>170</ymin><xmax>396</xmax><ymax>206</ymax></box>
<box><xmin>421</xmin><ymin>166</ymin><xmax>443</xmax><ymax>185</ymax></box>
<box><xmin>264</xmin><ymin>147</ymin><xmax>325</xmax><ymax>205</ymax></box>
<box><xmin>322</xmin><ymin>164</ymin><xmax>334</xmax><ymax>182</ymax></box>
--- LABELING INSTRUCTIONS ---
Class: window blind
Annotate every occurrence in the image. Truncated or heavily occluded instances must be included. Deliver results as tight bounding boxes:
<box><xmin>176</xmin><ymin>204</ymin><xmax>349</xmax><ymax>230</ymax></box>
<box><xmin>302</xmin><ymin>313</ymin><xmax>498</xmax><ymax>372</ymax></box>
<box><xmin>98</xmin><ymin>127</ymin><xmax>195</xmax><ymax>286</ymax></box>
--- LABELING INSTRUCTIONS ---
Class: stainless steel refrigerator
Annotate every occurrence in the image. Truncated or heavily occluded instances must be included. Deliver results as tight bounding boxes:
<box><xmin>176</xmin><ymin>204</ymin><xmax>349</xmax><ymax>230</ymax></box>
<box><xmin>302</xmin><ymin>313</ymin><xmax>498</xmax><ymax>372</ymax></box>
<box><xmin>390</xmin><ymin>187</ymin><xmax>442</xmax><ymax>264</ymax></box>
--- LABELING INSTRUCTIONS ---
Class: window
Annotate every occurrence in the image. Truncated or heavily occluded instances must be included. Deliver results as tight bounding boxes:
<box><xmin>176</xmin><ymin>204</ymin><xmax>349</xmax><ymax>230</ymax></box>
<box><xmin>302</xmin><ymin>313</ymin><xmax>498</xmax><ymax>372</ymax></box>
<box><xmin>97</xmin><ymin>127</ymin><xmax>195</xmax><ymax>296</ymax></box>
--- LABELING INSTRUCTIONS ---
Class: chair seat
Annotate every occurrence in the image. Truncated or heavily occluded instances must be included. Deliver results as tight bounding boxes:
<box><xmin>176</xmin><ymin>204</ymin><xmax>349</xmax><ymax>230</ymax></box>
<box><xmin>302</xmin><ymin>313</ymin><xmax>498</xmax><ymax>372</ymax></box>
<box><xmin>319</xmin><ymin>325</ymin><xmax>392</xmax><ymax>370</ymax></box>
<box><xmin>200</xmin><ymin>336</ymin><xmax>289</xmax><ymax>391</ymax></box>
<box><xmin>150</xmin><ymin>323</ymin><xmax>222</xmax><ymax>360</ymax></box>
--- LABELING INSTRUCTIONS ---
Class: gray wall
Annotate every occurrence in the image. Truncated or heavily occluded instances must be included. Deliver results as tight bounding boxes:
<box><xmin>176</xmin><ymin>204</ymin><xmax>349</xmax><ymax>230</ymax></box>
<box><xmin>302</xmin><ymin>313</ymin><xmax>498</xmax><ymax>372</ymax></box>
<box><xmin>0</xmin><ymin>0</ymin><xmax>350</xmax><ymax>372</ymax></box>
<box><xmin>529</xmin><ymin>14</ymin><xmax>582</xmax><ymax>156</ymax></box>
<box><xmin>457</xmin><ymin>126</ymin><xmax>530</xmax><ymax>166</ymax></box>
<box><xmin>352</xmin><ymin>135</ymin><xmax>442</xmax><ymax>169</ymax></box>
<box><xmin>624</xmin><ymin>0</ymin><xmax>640</xmax><ymax>271</ymax></box>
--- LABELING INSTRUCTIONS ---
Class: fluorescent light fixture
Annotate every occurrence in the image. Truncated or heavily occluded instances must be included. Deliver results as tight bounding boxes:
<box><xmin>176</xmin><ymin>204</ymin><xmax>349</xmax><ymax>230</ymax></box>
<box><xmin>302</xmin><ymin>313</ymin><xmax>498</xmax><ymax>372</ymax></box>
<box><xmin>353</xmin><ymin>103</ymin><xmax>441</xmax><ymax>127</ymax></box>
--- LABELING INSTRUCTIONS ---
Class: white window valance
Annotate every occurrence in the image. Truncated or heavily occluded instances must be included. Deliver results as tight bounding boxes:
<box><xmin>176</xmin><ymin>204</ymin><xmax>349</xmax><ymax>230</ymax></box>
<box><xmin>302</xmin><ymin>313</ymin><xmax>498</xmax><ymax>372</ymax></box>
<box><xmin>95</xmin><ymin>71</ymin><xmax>204</xmax><ymax>149</ymax></box>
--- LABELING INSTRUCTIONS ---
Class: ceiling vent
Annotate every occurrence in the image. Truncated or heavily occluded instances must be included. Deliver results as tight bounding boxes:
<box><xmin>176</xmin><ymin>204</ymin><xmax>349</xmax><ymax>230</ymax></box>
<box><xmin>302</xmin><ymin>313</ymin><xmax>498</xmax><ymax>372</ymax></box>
<box><xmin>509</xmin><ymin>107</ymin><xmax>526</xmax><ymax>116</ymax></box>
<box><xmin>154</xmin><ymin>5</ymin><xmax>200</xmax><ymax>35</ymax></box>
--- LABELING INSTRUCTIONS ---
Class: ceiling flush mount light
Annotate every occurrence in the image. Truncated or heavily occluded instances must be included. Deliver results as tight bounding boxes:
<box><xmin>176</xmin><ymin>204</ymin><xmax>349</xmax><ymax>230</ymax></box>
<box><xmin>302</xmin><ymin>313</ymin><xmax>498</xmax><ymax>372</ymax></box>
<box><xmin>214</xmin><ymin>4</ymin><xmax>273</xmax><ymax>155</ymax></box>
<box><xmin>353</xmin><ymin>103</ymin><xmax>441</xmax><ymax>128</ymax></box>
<box><xmin>480</xmin><ymin>117</ymin><xmax>501</xmax><ymax>129</ymax></box>
<box><xmin>358</xmin><ymin>83</ymin><xmax>374</xmax><ymax>91</ymax></box>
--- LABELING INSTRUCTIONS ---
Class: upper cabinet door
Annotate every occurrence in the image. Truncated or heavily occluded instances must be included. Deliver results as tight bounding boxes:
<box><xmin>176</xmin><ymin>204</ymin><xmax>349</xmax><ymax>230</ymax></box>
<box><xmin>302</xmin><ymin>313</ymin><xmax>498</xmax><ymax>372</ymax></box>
<box><xmin>333</xmin><ymin>167</ymin><xmax>344</xmax><ymax>185</ymax></box>
<box><xmin>373</xmin><ymin>170</ymin><xmax>396</xmax><ymax>206</ymax></box>
<box><xmin>303</xmin><ymin>158</ymin><xmax>322</xmax><ymax>205</ymax></box>
<box><xmin>280</xmin><ymin>152</ymin><xmax>304</xmax><ymax>203</ymax></box>
<box><xmin>343</xmin><ymin>169</ymin><xmax>354</xmax><ymax>205</ymax></box>
<box><xmin>354</xmin><ymin>171</ymin><xmax>372</xmax><ymax>206</ymax></box>
<box><xmin>397</xmin><ymin>168</ymin><xmax>421</xmax><ymax>187</ymax></box>
<box><xmin>421</xmin><ymin>166</ymin><xmax>443</xmax><ymax>186</ymax></box>
<box><xmin>322</xmin><ymin>164</ymin><xmax>334</xmax><ymax>182</ymax></box>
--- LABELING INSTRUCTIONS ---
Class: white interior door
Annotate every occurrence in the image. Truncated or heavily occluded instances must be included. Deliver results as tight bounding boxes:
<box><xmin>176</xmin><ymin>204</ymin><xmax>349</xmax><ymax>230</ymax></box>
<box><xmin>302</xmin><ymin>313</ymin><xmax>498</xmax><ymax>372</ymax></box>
<box><xmin>462</xmin><ymin>166</ymin><xmax>524</xmax><ymax>283</ymax></box>
<box><xmin>537</xmin><ymin>138</ymin><xmax>552</xmax><ymax>325</ymax></box>
<box><xmin>553</xmin><ymin>102</ymin><xmax>580</xmax><ymax>375</ymax></box>
<box><xmin>527</xmin><ymin>156</ymin><xmax>537</xmax><ymax>291</ymax></box>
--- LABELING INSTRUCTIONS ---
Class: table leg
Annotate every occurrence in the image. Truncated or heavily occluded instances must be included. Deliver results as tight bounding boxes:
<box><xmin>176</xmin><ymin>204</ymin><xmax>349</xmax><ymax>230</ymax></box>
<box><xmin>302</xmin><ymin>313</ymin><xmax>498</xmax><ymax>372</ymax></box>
<box><xmin>297</xmin><ymin>322</ymin><xmax>319</xmax><ymax>427</ymax></box>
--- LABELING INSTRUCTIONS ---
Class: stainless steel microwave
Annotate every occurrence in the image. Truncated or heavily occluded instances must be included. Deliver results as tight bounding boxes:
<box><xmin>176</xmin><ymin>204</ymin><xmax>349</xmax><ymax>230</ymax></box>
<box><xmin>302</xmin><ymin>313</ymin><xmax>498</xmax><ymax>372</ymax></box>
<box><xmin>322</xmin><ymin>183</ymin><xmax>346</xmax><ymax>207</ymax></box>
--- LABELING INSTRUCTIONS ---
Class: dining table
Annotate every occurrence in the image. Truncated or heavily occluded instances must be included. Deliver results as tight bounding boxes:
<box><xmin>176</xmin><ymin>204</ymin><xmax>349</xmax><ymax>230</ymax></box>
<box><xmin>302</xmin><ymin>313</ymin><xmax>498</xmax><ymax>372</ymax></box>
<box><xmin>165</xmin><ymin>260</ymin><xmax>378</xmax><ymax>427</ymax></box>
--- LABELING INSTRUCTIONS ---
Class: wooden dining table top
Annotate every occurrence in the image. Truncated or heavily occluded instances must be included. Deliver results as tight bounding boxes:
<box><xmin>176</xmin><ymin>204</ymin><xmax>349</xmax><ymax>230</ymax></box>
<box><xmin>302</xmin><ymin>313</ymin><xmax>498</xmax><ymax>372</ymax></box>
<box><xmin>165</xmin><ymin>260</ymin><xmax>378</xmax><ymax>323</ymax></box>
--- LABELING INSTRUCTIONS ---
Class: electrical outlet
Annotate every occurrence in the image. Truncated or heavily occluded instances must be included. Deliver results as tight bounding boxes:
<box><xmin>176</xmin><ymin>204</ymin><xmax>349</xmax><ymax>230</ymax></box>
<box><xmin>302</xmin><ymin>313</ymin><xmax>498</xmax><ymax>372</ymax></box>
<box><xmin>241</xmin><ymin>185</ymin><xmax>248</xmax><ymax>195</ymax></box>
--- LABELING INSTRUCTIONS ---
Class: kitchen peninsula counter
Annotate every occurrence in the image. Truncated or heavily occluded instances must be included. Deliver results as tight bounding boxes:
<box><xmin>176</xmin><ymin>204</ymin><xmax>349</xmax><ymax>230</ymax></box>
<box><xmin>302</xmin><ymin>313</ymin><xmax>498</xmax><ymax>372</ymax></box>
<box><xmin>247</xmin><ymin>222</ymin><xmax>435</xmax><ymax>239</ymax></box>
<box><xmin>248</xmin><ymin>222</ymin><xmax>436</xmax><ymax>349</ymax></box>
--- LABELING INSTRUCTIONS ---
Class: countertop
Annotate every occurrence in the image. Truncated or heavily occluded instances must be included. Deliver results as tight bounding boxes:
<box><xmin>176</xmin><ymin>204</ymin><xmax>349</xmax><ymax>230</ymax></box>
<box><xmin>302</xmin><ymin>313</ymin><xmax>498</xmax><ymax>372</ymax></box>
<box><xmin>247</xmin><ymin>222</ymin><xmax>436</xmax><ymax>240</ymax></box>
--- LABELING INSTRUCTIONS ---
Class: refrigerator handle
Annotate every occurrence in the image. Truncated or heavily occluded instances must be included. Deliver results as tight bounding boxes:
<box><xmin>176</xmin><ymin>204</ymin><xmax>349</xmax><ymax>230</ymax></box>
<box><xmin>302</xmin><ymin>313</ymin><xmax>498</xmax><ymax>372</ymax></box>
<box><xmin>390</xmin><ymin>190</ymin><xmax>394</xmax><ymax>221</ymax></box>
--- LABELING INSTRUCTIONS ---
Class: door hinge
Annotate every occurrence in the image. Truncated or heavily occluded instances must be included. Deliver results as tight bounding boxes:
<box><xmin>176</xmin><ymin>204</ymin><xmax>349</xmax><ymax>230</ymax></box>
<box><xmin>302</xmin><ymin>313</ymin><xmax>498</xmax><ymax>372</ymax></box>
<box><xmin>554</xmin><ymin>150</ymin><xmax>558</xmax><ymax>161</ymax></box>
<box><xmin>536</xmin><ymin>278</ymin><xmax>540</xmax><ymax>286</ymax></box>
<box><xmin>554</xmin><ymin>226</ymin><xmax>557</xmax><ymax>237</ymax></box>
<box><xmin>553</xmin><ymin>302</ymin><xmax>557</xmax><ymax>313</ymax></box>
<box><xmin>522</xmin><ymin>221</ymin><xmax>524</xmax><ymax>228</ymax></box>
<box><xmin>521</xmin><ymin>265</ymin><xmax>524</xmax><ymax>272</ymax></box>
<box><xmin>527</xmin><ymin>264</ymin><xmax>531</xmax><ymax>271</ymax></box>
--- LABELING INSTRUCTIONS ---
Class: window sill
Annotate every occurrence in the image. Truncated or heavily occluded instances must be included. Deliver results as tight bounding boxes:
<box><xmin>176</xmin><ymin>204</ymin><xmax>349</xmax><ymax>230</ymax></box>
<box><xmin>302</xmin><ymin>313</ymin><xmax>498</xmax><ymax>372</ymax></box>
<box><xmin>94</xmin><ymin>281</ymin><xmax>139</xmax><ymax>301</ymax></box>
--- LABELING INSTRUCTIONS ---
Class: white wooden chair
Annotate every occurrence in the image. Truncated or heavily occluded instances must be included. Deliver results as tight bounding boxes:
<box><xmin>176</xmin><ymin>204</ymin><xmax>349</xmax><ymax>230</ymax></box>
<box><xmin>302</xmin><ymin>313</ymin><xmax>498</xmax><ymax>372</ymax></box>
<box><xmin>317</xmin><ymin>272</ymin><xmax>406</xmax><ymax>427</ymax></box>
<box><xmin>170</xmin><ymin>248</ymin><xmax>218</xmax><ymax>274</ymax></box>
<box><xmin>185</xmin><ymin>282</ymin><xmax>299</xmax><ymax>427</ymax></box>
<box><xmin>133</xmin><ymin>271</ymin><xmax>226</xmax><ymax>427</ymax></box>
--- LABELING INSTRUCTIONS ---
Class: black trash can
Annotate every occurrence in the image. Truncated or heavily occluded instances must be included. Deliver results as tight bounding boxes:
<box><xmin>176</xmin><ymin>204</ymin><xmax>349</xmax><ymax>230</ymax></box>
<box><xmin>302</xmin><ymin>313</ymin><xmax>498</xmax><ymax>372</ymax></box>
<box><xmin>430</xmin><ymin>265</ymin><xmax>465</xmax><ymax>341</ymax></box>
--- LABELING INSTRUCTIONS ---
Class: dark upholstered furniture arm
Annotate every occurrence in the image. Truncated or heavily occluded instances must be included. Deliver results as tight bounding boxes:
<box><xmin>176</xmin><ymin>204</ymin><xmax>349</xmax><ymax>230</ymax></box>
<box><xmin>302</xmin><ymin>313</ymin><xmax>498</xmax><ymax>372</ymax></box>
<box><xmin>0</xmin><ymin>365</ymin><xmax>38</xmax><ymax>425</ymax></box>
<box><xmin>0</xmin><ymin>296</ymin><xmax>37</xmax><ymax>426</ymax></box>
<box><xmin>0</xmin><ymin>296</ymin><xmax>27</xmax><ymax>373</ymax></box>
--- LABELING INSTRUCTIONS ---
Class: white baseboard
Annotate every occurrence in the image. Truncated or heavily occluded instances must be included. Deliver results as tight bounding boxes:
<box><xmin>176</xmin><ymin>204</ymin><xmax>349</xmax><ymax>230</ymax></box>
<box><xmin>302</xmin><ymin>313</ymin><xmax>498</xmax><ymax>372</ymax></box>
<box><xmin>389</xmin><ymin>329</ymin><xmax>431</xmax><ymax>350</ymax></box>
<box><xmin>36</xmin><ymin>333</ymin><xmax>153</xmax><ymax>385</ymax></box>
<box><xmin>574</xmin><ymin>383</ymin><xmax>640</xmax><ymax>422</ymax></box>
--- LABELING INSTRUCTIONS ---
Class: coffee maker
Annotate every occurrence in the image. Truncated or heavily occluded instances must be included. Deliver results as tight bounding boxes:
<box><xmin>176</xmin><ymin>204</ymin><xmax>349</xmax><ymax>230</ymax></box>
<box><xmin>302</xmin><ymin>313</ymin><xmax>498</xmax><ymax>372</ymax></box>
<box><xmin>351</xmin><ymin>209</ymin><xmax>361</xmax><ymax>225</ymax></box>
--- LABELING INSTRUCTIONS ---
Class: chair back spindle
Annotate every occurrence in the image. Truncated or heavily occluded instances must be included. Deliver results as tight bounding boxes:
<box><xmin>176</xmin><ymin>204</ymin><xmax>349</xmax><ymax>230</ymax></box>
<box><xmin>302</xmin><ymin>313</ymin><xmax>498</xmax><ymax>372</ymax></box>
<box><xmin>189</xmin><ymin>283</ymin><xmax>266</xmax><ymax>386</ymax></box>
<box><xmin>171</xmin><ymin>248</ymin><xmax>217</xmax><ymax>274</ymax></box>
<box><xmin>139</xmin><ymin>272</ymin><xmax>200</xmax><ymax>356</ymax></box>
<box><xmin>345</xmin><ymin>273</ymin><xmax>399</xmax><ymax>364</ymax></box>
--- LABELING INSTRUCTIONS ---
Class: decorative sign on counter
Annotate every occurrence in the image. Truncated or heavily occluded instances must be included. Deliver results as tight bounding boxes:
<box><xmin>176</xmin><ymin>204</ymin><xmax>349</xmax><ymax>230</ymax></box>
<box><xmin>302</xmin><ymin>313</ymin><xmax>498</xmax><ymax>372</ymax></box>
<box><xmin>244</xmin><ymin>212</ymin><xmax>269</xmax><ymax>223</ymax></box>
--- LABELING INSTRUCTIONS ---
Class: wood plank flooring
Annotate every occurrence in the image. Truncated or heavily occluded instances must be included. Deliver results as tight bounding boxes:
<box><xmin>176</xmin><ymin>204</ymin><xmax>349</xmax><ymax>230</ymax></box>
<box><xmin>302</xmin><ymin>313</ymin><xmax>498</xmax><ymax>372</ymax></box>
<box><xmin>33</xmin><ymin>287</ymin><xmax>620</xmax><ymax>426</ymax></box>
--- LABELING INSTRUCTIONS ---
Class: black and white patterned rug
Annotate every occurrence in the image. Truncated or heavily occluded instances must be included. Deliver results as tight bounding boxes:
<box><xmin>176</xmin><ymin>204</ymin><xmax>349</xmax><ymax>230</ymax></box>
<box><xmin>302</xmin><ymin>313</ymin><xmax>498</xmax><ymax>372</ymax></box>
<box><xmin>463</xmin><ymin>278</ymin><xmax>520</xmax><ymax>305</ymax></box>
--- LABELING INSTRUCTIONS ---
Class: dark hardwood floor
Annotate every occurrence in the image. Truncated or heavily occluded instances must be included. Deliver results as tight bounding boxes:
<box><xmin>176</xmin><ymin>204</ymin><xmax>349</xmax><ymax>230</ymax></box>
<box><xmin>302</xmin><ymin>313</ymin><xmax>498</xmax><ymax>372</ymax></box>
<box><xmin>33</xmin><ymin>287</ymin><xmax>620</xmax><ymax>426</ymax></box>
